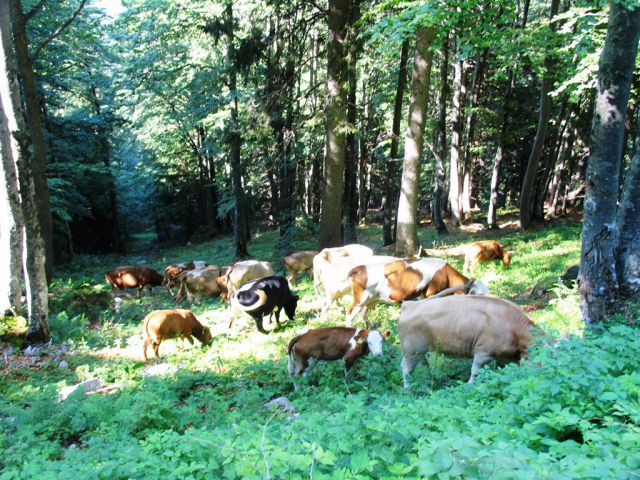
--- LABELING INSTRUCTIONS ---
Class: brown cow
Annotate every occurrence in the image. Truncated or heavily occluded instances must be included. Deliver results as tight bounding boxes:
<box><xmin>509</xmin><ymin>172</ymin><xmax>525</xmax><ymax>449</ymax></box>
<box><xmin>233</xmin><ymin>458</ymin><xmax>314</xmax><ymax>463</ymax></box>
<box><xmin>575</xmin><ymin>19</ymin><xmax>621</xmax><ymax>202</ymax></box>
<box><xmin>347</xmin><ymin>258</ymin><xmax>488</xmax><ymax>325</ymax></box>
<box><xmin>142</xmin><ymin>309</ymin><xmax>213</xmax><ymax>360</ymax></box>
<box><xmin>287</xmin><ymin>326</ymin><xmax>390</xmax><ymax>388</ymax></box>
<box><xmin>105</xmin><ymin>266</ymin><xmax>164</xmax><ymax>298</ymax></box>
<box><xmin>282</xmin><ymin>250</ymin><xmax>318</xmax><ymax>286</ymax></box>
<box><xmin>399</xmin><ymin>295</ymin><xmax>540</xmax><ymax>386</ymax></box>
<box><xmin>463</xmin><ymin>240</ymin><xmax>511</xmax><ymax>275</ymax></box>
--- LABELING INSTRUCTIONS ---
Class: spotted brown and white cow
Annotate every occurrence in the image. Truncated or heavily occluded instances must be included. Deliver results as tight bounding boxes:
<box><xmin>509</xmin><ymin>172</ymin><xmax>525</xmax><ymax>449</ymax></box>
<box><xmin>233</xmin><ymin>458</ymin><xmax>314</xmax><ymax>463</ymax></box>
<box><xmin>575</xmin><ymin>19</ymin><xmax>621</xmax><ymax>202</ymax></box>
<box><xmin>346</xmin><ymin>258</ymin><xmax>488</xmax><ymax>325</ymax></box>
<box><xmin>286</xmin><ymin>326</ymin><xmax>390</xmax><ymax>389</ymax></box>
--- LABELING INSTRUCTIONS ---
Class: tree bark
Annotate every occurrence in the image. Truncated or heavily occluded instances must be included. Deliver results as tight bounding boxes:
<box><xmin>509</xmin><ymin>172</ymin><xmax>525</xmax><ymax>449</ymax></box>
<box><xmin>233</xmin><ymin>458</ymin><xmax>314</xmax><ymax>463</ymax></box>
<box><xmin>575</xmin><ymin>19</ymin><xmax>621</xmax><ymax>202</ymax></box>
<box><xmin>225</xmin><ymin>1</ymin><xmax>249</xmax><ymax>257</ymax></box>
<box><xmin>9</xmin><ymin>0</ymin><xmax>53</xmax><ymax>283</ymax></box>
<box><xmin>448</xmin><ymin>51</ymin><xmax>464</xmax><ymax>227</ymax></box>
<box><xmin>580</xmin><ymin>1</ymin><xmax>640</xmax><ymax>325</ymax></box>
<box><xmin>1</xmin><ymin>2</ymin><xmax>48</xmax><ymax>340</ymax></box>
<box><xmin>616</xmin><ymin>146</ymin><xmax>640</xmax><ymax>296</ymax></box>
<box><xmin>319</xmin><ymin>0</ymin><xmax>349</xmax><ymax>248</ymax></box>
<box><xmin>519</xmin><ymin>0</ymin><xmax>560</xmax><ymax>230</ymax></box>
<box><xmin>383</xmin><ymin>40</ymin><xmax>410</xmax><ymax>246</ymax></box>
<box><xmin>433</xmin><ymin>40</ymin><xmax>449</xmax><ymax>234</ymax></box>
<box><xmin>395</xmin><ymin>26</ymin><xmax>435</xmax><ymax>257</ymax></box>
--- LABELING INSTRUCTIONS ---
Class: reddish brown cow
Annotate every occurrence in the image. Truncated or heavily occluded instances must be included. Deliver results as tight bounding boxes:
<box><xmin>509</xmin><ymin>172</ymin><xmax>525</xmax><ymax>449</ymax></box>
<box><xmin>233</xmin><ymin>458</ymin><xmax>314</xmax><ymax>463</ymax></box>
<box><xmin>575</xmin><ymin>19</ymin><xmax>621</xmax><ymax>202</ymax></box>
<box><xmin>463</xmin><ymin>240</ymin><xmax>511</xmax><ymax>274</ymax></box>
<box><xmin>142</xmin><ymin>309</ymin><xmax>213</xmax><ymax>360</ymax></box>
<box><xmin>287</xmin><ymin>327</ymin><xmax>390</xmax><ymax>388</ymax></box>
<box><xmin>105</xmin><ymin>266</ymin><xmax>165</xmax><ymax>298</ymax></box>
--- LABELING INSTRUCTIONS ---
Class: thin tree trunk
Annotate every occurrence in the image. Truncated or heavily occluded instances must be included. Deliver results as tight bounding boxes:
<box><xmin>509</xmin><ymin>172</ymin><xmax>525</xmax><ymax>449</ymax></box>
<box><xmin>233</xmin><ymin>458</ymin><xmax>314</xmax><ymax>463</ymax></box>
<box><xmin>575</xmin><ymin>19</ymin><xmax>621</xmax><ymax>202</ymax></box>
<box><xmin>9</xmin><ymin>0</ymin><xmax>53</xmax><ymax>283</ymax></box>
<box><xmin>519</xmin><ymin>0</ymin><xmax>560</xmax><ymax>230</ymax></box>
<box><xmin>580</xmin><ymin>1</ymin><xmax>640</xmax><ymax>325</ymax></box>
<box><xmin>383</xmin><ymin>40</ymin><xmax>410</xmax><ymax>246</ymax></box>
<box><xmin>448</xmin><ymin>50</ymin><xmax>464</xmax><ymax>227</ymax></box>
<box><xmin>433</xmin><ymin>40</ymin><xmax>449</xmax><ymax>234</ymax></box>
<box><xmin>358</xmin><ymin>77</ymin><xmax>369</xmax><ymax>222</ymax></box>
<box><xmin>616</xmin><ymin>146</ymin><xmax>640</xmax><ymax>296</ymax></box>
<box><xmin>319</xmin><ymin>0</ymin><xmax>349</xmax><ymax>248</ymax></box>
<box><xmin>395</xmin><ymin>26</ymin><xmax>435</xmax><ymax>257</ymax></box>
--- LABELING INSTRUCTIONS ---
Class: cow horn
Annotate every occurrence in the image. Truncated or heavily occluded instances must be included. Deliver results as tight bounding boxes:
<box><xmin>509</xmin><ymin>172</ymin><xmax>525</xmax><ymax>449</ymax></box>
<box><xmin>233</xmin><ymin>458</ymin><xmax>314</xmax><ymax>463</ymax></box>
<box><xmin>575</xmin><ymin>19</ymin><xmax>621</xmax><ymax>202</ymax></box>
<box><xmin>236</xmin><ymin>289</ymin><xmax>268</xmax><ymax>311</ymax></box>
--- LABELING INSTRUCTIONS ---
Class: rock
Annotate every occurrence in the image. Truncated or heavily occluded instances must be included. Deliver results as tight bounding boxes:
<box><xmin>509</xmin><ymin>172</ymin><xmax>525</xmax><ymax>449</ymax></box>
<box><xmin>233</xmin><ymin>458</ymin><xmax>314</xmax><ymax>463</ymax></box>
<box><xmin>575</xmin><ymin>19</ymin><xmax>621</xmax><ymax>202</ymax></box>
<box><xmin>5</xmin><ymin>345</ymin><xmax>14</xmax><ymax>357</ymax></box>
<box><xmin>59</xmin><ymin>378</ymin><xmax>102</xmax><ymax>401</ymax></box>
<box><xmin>143</xmin><ymin>363</ymin><xmax>178</xmax><ymax>377</ymax></box>
<box><xmin>561</xmin><ymin>265</ymin><xmax>580</xmax><ymax>287</ymax></box>
<box><xmin>24</xmin><ymin>345</ymin><xmax>43</xmax><ymax>356</ymax></box>
<box><xmin>266</xmin><ymin>396</ymin><xmax>298</xmax><ymax>417</ymax></box>
<box><xmin>58</xmin><ymin>360</ymin><xmax>69</xmax><ymax>369</ymax></box>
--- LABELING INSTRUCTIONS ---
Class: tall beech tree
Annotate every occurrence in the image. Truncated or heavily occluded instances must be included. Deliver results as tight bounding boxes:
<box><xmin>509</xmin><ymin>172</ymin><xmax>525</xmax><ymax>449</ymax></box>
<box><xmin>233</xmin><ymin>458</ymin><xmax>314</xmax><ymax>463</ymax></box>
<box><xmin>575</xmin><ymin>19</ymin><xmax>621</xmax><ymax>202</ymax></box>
<box><xmin>580</xmin><ymin>1</ymin><xmax>640</xmax><ymax>325</ymax></box>
<box><xmin>319</xmin><ymin>0</ymin><xmax>350</xmax><ymax>248</ymax></box>
<box><xmin>395</xmin><ymin>25</ymin><xmax>435</xmax><ymax>257</ymax></box>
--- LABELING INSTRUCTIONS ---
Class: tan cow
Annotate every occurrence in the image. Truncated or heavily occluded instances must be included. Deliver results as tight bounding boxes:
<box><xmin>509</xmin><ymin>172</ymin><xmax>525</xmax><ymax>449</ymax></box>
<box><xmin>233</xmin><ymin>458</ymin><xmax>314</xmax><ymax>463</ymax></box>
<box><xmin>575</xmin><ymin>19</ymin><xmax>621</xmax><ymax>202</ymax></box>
<box><xmin>217</xmin><ymin>260</ymin><xmax>275</xmax><ymax>301</ymax></box>
<box><xmin>163</xmin><ymin>261</ymin><xmax>208</xmax><ymax>294</ymax></box>
<box><xmin>463</xmin><ymin>240</ymin><xmax>511</xmax><ymax>275</ymax></box>
<box><xmin>398</xmin><ymin>295</ymin><xmax>540</xmax><ymax>387</ymax></box>
<box><xmin>174</xmin><ymin>265</ymin><xmax>224</xmax><ymax>303</ymax></box>
<box><xmin>142</xmin><ymin>309</ymin><xmax>212</xmax><ymax>360</ymax></box>
<box><xmin>282</xmin><ymin>250</ymin><xmax>318</xmax><ymax>286</ymax></box>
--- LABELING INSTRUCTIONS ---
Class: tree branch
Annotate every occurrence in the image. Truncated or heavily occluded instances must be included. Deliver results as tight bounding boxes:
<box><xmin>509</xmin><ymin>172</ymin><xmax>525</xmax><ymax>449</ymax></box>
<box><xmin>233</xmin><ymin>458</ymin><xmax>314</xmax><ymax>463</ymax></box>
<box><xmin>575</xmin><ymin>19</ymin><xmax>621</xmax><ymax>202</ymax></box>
<box><xmin>25</xmin><ymin>0</ymin><xmax>49</xmax><ymax>21</ymax></box>
<box><xmin>31</xmin><ymin>0</ymin><xmax>87</xmax><ymax>63</ymax></box>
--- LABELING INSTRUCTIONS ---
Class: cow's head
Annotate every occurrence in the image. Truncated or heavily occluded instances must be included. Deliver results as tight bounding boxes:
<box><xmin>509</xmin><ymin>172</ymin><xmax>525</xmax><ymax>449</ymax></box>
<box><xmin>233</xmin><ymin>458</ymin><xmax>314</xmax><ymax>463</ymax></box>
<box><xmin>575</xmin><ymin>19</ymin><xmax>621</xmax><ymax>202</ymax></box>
<box><xmin>284</xmin><ymin>294</ymin><xmax>299</xmax><ymax>320</ymax></box>
<box><xmin>365</xmin><ymin>330</ymin><xmax>391</xmax><ymax>356</ymax></box>
<box><xmin>502</xmin><ymin>251</ymin><xmax>512</xmax><ymax>266</ymax></box>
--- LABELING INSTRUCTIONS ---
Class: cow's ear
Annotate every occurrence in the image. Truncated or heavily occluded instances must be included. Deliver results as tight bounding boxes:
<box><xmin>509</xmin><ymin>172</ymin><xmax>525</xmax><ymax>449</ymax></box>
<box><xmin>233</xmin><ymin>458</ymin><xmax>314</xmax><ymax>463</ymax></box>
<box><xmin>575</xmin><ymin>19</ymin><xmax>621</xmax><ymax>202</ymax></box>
<box><xmin>357</xmin><ymin>337</ymin><xmax>366</xmax><ymax>345</ymax></box>
<box><xmin>382</xmin><ymin>330</ymin><xmax>391</xmax><ymax>339</ymax></box>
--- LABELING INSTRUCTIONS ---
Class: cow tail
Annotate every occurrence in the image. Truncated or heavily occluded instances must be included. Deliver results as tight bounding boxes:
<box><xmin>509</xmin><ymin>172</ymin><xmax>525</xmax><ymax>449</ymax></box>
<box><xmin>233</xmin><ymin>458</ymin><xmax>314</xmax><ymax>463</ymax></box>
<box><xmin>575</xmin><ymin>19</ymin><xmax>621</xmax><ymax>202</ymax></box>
<box><xmin>286</xmin><ymin>335</ymin><xmax>303</xmax><ymax>375</ymax></box>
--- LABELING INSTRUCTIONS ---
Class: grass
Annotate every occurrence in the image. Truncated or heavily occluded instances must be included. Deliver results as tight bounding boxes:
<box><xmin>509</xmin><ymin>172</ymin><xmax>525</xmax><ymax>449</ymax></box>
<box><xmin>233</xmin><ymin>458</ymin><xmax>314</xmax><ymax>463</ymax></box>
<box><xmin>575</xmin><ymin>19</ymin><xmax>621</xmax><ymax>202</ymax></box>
<box><xmin>1</xmin><ymin>218</ymin><xmax>639</xmax><ymax>478</ymax></box>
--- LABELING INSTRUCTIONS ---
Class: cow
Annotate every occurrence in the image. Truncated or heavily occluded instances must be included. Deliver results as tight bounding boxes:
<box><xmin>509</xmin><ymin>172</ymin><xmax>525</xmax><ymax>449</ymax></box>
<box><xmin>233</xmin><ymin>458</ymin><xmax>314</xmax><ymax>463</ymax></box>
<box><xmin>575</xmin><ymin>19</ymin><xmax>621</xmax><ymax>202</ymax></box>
<box><xmin>142</xmin><ymin>309</ymin><xmax>213</xmax><ymax>360</ymax></box>
<box><xmin>463</xmin><ymin>240</ymin><xmax>511</xmax><ymax>275</ymax></box>
<box><xmin>217</xmin><ymin>260</ymin><xmax>274</xmax><ymax>301</ymax></box>
<box><xmin>287</xmin><ymin>326</ymin><xmax>390</xmax><ymax>388</ymax></box>
<box><xmin>174</xmin><ymin>265</ymin><xmax>224</xmax><ymax>304</ymax></box>
<box><xmin>398</xmin><ymin>295</ymin><xmax>540</xmax><ymax>387</ymax></box>
<box><xmin>228</xmin><ymin>276</ymin><xmax>298</xmax><ymax>333</ymax></box>
<box><xmin>346</xmin><ymin>258</ymin><xmax>488</xmax><ymax>325</ymax></box>
<box><xmin>163</xmin><ymin>261</ymin><xmax>208</xmax><ymax>294</ymax></box>
<box><xmin>312</xmin><ymin>244</ymin><xmax>374</xmax><ymax>295</ymax></box>
<box><xmin>105</xmin><ymin>266</ymin><xmax>165</xmax><ymax>298</ymax></box>
<box><xmin>282</xmin><ymin>250</ymin><xmax>318</xmax><ymax>286</ymax></box>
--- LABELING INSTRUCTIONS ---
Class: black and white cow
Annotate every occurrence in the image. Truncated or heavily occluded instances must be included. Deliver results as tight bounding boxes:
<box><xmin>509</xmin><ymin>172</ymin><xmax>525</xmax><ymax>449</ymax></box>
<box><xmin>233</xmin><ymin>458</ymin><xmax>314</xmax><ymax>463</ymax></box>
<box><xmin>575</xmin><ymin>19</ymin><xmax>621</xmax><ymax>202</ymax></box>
<box><xmin>229</xmin><ymin>276</ymin><xmax>299</xmax><ymax>333</ymax></box>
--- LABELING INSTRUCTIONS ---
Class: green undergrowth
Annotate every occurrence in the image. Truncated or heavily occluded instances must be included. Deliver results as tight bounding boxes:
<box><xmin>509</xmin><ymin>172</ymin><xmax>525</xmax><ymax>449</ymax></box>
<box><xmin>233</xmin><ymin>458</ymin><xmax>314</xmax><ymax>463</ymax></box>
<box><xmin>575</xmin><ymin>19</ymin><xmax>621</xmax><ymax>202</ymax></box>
<box><xmin>2</xmin><ymin>219</ymin><xmax>639</xmax><ymax>478</ymax></box>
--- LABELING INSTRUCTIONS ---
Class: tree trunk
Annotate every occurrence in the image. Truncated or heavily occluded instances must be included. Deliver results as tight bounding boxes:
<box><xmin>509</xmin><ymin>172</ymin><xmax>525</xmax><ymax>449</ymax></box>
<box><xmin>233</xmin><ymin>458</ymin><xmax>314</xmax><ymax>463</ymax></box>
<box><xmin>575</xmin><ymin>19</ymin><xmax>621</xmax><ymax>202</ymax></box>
<box><xmin>9</xmin><ymin>0</ymin><xmax>53</xmax><ymax>283</ymax></box>
<box><xmin>358</xmin><ymin>77</ymin><xmax>369</xmax><ymax>222</ymax></box>
<box><xmin>433</xmin><ymin>40</ymin><xmax>449</xmax><ymax>234</ymax></box>
<box><xmin>519</xmin><ymin>0</ymin><xmax>560</xmax><ymax>230</ymax></box>
<box><xmin>383</xmin><ymin>40</ymin><xmax>410</xmax><ymax>246</ymax></box>
<box><xmin>580</xmin><ymin>1</ymin><xmax>640</xmax><ymax>325</ymax></box>
<box><xmin>225</xmin><ymin>1</ymin><xmax>249</xmax><ymax>257</ymax></box>
<box><xmin>395</xmin><ymin>26</ymin><xmax>435</xmax><ymax>257</ymax></box>
<box><xmin>448</xmin><ymin>51</ymin><xmax>464</xmax><ymax>227</ymax></box>
<box><xmin>616</xmin><ymin>145</ymin><xmax>640</xmax><ymax>296</ymax></box>
<box><xmin>319</xmin><ymin>0</ymin><xmax>349</xmax><ymax>248</ymax></box>
<box><xmin>1</xmin><ymin>2</ymin><xmax>48</xmax><ymax>340</ymax></box>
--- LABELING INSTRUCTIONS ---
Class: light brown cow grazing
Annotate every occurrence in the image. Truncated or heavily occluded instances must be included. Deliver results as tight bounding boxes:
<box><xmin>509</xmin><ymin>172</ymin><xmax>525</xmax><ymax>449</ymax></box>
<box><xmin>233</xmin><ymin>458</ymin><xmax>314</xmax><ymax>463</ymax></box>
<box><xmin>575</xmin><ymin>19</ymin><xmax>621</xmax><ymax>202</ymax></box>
<box><xmin>463</xmin><ymin>240</ymin><xmax>511</xmax><ymax>275</ymax></box>
<box><xmin>174</xmin><ymin>265</ymin><xmax>224</xmax><ymax>303</ymax></box>
<box><xmin>282</xmin><ymin>250</ymin><xmax>318</xmax><ymax>286</ymax></box>
<box><xmin>399</xmin><ymin>295</ymin><xmax>540</xmax><ymax>387</ymax></box>
<box><xmin>142</xmin><ymin>309</ymin><xmax>213</xmax><ymax>360</ymax></box>
<box><xmin>105</xmin><ymin>266</ymin><xmax>165</xmax><ymax>298</ymax></box>
<box><xmin>347</xmin><ymin>258</ymin><xmax>488</xmax><ymax>325</ymax></box>
<box><xmin>217</xmin><ymin>260</ymin><xmax>274</xmax><ymax>301</ymax></box>
<box><xmin>163</xmin><ymin>261</ymin><xmax>208</xmax><ymax>294</ymax></box>
<box><xmin>287</xmin><ymin>326</ymin><xmax>390</xmax><ymax>388</ymax></box>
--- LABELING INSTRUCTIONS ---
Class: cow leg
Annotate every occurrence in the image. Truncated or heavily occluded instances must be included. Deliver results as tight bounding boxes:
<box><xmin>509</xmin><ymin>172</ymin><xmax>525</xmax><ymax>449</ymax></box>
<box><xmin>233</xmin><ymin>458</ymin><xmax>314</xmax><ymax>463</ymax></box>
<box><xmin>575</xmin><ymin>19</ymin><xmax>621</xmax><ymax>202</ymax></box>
<box><xmin>255</xmin><ymin>317</ymin><xmax>268</xmax><ymax>334</ymax></box>
<box><xmin>401</xmin><ymin>354</ymin><xmax>421</xmax><ymax>389</ymax></box>
<box><xmin>142</xmin><ymin>338</ymin><xmax>150</xmax><ymax>361</ymax></box>
<box><xmin>136</xmin><ymin>285</ymin><xmax>143</xmax><ymax>299</ymax></box>
<box><xmin>469</xmin><ymin>353</ymin><xmax>493</xmax><ymax>384</ymax></box>
<box><xmin>153</xmin><ymin>342</ymin><xmax>160</xmax><ymax>358</ymax></box>
<box><xmin>301</xmin><ymin>358</ymin><xmax>317</xmax><ymax>377</ymax></box>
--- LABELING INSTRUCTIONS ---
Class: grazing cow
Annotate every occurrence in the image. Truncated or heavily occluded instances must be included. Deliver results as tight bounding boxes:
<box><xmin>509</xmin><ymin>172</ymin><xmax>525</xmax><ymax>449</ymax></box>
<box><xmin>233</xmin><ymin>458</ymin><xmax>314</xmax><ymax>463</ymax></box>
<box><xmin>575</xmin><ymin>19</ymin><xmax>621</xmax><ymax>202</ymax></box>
<box><xmin>287</xmin><ymin>326</ymin><xmax>390</xmax><ymax>388</ymax></box>
<box><xmin>174</xmin><ymin>265</ymin><xmax>224</xmax><ymax>303</ymax></box>
<box><xmin>398</xmin><ymin>295</ymin><xmax>540</xmax><ymax>387</ymax></box>
<box><xmin>229</xmin><ymin>276</ymin><xmax>298</xmax><ymax>333</ymax></box>
<box><xmin>463</xmin><ymin>240</ymin><xmax>511</xmax><ymax>275</ymax></box>
<box><xmin>105</xmin><ymin>266</ymin><xmax>165</xmax><ymax>298</ymax></box>
<box><xmin>312</xmin><ymin>244</ymin><xmax>374</xmax><ymax>294</ymax></box>
<box><xmin>346</xmin><ymin>258</ymin><xmax>488</xmax><ymax>325</ymax></box>
<box><xmin>163</xmin><ymin>261</ymin><xmax>208</xmax><ymax>294</ymax></box>
<box><xmin>217</xmin><ymin>260</ymin><xmax>274</xmax><ymax>301</ymax></box>
<box><xmin>282</xmin><ymin>250</ymin><xmax>318</xmax><ymax>286</ymax></box>
<box><xmin>142</xmin><ymin>309</ymin><xmax>212</xmax><ymax>360</ymax></box>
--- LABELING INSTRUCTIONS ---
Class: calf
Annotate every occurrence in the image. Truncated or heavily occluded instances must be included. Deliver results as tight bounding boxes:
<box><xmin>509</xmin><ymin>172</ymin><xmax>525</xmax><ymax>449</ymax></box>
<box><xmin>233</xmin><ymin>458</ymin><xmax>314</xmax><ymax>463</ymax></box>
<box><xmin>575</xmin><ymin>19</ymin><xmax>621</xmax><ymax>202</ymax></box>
<box><xmin>217</xmin><ymin>260</ymin><xmax>274</xmax><ymax>301</ymax></box>
<box><xmin>142</xmin><ymin>309</ymin><xmax>213</xmax><ymax>360</ymax></box>
<box><xmin>174</xmin><ymin>265</ymin><xmax>224</xmax><ymax>304</ymax></box>
<box><xmin>347</xmin><ymin>258</ymin><xmax>488</xmax><ymax>325</ymax></box>
<box><xmin>163</xmin><ymin>261</ymin><xmax>208</xmax><ymax>294</ymax></box>
<box><xmin>282</xmin><ymin>250</ymin><xmax>318</xmax><ymax>286</ymax></box>
<box><xmin>398</xmin><ymin>295</ymin><xmax>540</xmax><ymax>387</ymax></box>
<box><xmin>287</xmin><ymin>326</ymin><xmax>390</xmax><ymax>388</ymax></box>
<box><xmin>229</xmin><ymin>276</ymin><xmax>298</xmax><ymax>333</ymax></box>
<box><xmin>105</xmin><ymin>266</ymin><xmax>165</xmax><ymax>298</ymax></box>
<box><xmin>463</xmin><ymin>240</ymin><xmax>511</xmax><ymax>275</ymax></box>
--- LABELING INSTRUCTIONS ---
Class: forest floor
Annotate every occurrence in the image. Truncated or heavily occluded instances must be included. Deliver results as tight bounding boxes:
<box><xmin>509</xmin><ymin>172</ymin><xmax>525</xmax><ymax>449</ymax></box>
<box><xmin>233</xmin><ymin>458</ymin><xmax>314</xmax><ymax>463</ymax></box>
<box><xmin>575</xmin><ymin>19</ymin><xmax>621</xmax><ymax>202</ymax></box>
<box><xmin>1</xmin><ymin>216</ymin><xmax>640</xmax><ymax>479</ymax></box>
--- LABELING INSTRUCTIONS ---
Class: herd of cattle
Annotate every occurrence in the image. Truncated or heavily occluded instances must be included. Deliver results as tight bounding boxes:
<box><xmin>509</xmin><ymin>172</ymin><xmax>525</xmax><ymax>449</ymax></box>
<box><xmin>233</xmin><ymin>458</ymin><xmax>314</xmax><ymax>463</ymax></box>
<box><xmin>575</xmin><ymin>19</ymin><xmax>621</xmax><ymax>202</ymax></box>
<box><xmin>105</xmin><ymin>239</ymin><xmax>540</xmax><ymax>388</ymax></box>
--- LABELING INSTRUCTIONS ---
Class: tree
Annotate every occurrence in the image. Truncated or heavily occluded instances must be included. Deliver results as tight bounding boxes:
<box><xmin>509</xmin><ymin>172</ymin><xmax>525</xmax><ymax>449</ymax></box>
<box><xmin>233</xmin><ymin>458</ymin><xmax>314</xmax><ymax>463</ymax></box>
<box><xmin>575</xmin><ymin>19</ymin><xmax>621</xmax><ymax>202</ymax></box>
<box><xmin>579</xmin><ymin>1</ymin><xmax>640</xmax><ymax>325</ymax></box>
<box><xmin>448</xmin><ymin>49</ymin><xmax>464</xmax><ymax>227</ymax></box>
<box><xmin>395</xmin><ymin>26</ymin><xmax>435</xmax><ymax>257</ymax></box>
<box><xmin>432</xmin><ymin>40</ymin><xmax>449</xmax><ymax>235</ymax></box>
<box><xmin>319</xmin><ymin>0</ymin><xmax>350</xmax><ymax>248</ymax></box>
